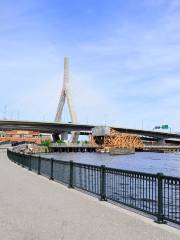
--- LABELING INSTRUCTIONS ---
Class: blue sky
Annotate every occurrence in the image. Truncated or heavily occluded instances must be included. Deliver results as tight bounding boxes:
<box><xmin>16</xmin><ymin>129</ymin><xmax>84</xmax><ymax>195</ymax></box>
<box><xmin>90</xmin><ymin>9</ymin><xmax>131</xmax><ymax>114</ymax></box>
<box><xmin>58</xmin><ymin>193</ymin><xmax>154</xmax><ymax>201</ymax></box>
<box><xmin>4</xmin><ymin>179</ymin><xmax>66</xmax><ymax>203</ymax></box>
<box><xmin>1</xmin><ymin>0</ymin><xmax>180</xmax><ymax>130</ymax></box>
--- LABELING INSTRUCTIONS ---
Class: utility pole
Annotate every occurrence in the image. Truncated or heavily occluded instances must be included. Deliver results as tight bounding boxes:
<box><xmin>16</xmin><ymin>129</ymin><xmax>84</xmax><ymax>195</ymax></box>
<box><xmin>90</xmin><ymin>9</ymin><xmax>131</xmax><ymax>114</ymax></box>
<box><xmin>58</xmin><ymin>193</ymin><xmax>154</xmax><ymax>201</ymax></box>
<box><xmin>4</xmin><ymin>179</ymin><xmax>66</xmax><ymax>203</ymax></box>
<box><xmin>141</xmin><ymin>120</ymin><xmax>144</xmax><ymax>130</ymax></box>
<box><xmin>3</xmin><ymin>105</ymin><xmax>7</xmax><ymax>120</ymax></box>
<box><xmin>104</xmin><ymin>114</ymin><xmax>108</xmax><ymax>126</ymax></box>
<box><xmin>17</xmin><ymin>111</ymin><xmax>20</xmax><ymax>120</ymax></box>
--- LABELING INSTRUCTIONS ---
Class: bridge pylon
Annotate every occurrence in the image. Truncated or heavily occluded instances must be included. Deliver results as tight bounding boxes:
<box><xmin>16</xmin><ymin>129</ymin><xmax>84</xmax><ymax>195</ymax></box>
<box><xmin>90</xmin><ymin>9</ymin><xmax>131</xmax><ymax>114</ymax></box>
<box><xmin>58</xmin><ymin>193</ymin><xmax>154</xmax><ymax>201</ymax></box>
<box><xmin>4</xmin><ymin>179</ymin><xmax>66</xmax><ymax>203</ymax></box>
<box><xmin>55</xmin><ymin>57</ymin><xmax>79</xmax><ymax>143</ymax></box>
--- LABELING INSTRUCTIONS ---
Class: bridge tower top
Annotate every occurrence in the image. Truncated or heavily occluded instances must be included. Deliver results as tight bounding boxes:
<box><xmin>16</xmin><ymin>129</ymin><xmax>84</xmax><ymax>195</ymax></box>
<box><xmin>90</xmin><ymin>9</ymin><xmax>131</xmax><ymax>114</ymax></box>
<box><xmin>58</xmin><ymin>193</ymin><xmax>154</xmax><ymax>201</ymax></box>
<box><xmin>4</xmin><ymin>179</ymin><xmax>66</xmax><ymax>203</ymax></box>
<box><xmin>63</xmin><ymin>57</ymin><xmax>70</xmax><ymax>86</ymax></box>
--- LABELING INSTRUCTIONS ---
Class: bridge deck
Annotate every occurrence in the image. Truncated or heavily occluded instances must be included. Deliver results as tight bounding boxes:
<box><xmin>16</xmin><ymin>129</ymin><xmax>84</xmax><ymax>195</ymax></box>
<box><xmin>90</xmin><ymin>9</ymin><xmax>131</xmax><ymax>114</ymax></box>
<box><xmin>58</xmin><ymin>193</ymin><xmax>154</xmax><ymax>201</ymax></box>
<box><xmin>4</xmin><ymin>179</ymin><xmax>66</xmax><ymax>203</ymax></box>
<box><xmin>1</xmin><ymin>120</ymin><xmax>180</xmax><ymax>139</ymax></box>
<box><xmin>0</xmin><ymin>149</ymin><xmax>180</xmax><ymax>240</ymax></box>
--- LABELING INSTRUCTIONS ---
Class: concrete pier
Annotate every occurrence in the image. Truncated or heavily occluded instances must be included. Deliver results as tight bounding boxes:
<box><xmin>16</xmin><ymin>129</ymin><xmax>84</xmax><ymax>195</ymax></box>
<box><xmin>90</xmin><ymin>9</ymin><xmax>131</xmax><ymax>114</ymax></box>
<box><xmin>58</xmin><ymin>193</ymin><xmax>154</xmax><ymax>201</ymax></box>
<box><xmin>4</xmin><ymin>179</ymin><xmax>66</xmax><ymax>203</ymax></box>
<box><xmin>0</xmin><ymin>149</ymin><xmax>180</xmax><ymax>240</ymax></box>
<box><xmin>49</xmin><ymin>143</ymin><xmax>97</xmax><ymax>153</ymax></box>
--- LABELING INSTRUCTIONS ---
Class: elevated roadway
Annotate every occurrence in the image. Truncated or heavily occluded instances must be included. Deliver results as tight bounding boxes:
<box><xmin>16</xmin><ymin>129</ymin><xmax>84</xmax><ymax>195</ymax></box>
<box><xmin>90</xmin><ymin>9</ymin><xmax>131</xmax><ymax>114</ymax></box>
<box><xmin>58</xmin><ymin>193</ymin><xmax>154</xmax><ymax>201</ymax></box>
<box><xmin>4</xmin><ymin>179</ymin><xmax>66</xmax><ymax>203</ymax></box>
<box><xmin>0</xmin><ymin>120</ymin><xmax>180</xmax><ymax>140</ymax></box>
<box><xmin>0</xmin><ymin>120</ymin><xmax>93</xmax><ymax>133</ymax></box>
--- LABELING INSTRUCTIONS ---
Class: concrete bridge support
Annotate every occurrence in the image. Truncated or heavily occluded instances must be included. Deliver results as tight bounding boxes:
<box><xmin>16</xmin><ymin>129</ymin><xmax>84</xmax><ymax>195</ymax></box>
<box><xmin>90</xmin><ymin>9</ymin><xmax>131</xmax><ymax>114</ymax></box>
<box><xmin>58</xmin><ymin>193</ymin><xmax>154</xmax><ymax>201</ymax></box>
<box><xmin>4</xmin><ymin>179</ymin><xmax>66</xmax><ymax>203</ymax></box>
<box><xmin>61</xmin><ymin>131</ymin><xmax>68</xmax><ymax>141</ymax></box>
<box><xmin>52</xmin><ymin>133</ymin><xmax>60</xmax><ymax>142</ymax></box>
<box><xmin>157</xmin><ymin>138</ymin><xmax>166</xmax><ymax>145</ymax></box>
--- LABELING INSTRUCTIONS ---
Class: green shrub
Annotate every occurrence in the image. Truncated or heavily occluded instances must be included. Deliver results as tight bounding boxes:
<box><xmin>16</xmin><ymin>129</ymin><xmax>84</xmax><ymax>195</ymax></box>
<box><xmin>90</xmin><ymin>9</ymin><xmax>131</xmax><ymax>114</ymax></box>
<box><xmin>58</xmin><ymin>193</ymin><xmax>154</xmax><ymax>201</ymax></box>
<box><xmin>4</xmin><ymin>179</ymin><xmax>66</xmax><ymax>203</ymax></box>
<box><xmin>41</xmin><ymin>139</ymin><xmax>51</xmax><ymax>147</ymax></box>
<box><xmin>56</xmin><ymin>139</ymin><xmax>65</xmax><ymax>144</ymax></box>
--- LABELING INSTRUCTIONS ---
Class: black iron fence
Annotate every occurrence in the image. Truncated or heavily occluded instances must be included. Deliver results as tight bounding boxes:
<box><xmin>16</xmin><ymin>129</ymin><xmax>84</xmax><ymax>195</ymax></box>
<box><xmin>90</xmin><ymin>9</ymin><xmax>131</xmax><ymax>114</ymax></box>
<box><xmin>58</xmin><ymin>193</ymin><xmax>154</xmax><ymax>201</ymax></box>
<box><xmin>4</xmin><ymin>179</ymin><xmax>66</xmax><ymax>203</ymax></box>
<box><xmin>7</xmin><ymin>149</ymin><xmax>180</xmax><ymax>225</ymax></box>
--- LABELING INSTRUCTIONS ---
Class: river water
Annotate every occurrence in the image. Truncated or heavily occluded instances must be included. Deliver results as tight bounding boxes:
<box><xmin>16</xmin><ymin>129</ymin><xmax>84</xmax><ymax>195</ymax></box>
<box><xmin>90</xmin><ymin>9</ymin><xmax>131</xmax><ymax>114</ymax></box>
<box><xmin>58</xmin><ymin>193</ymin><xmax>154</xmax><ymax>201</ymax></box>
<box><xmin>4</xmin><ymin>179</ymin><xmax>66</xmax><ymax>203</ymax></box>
<box><xmin>39</xmin><ymin>152</ymin><xmax>180</xmax><ymax>178</ymax></box>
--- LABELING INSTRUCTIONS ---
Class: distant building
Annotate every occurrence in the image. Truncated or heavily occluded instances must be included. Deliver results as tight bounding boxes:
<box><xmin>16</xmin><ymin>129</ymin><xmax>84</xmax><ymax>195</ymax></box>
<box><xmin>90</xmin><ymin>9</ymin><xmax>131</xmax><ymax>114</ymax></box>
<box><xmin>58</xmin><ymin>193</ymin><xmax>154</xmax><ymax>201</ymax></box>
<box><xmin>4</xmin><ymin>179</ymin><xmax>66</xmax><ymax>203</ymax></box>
<box><xmin>0</xmin><ymin>130</ymin><xmax>51</xmax><ymax>144</ymax></box>
<box><xmin>0</xmin><ymin>131</ymin><xmax>5</xmax><ymax>137</ymax></box>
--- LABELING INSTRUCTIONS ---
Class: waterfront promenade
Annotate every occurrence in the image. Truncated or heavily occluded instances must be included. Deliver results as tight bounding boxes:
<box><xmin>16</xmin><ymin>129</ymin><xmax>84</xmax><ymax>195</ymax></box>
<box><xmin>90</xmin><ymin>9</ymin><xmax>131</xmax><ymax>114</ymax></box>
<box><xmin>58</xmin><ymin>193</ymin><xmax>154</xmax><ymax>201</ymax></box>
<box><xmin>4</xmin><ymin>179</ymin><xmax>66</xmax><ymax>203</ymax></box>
<box><xmin>0</xmin><ymin>149</ymin><xmax>180</xmax><ymax>240</ymax></box>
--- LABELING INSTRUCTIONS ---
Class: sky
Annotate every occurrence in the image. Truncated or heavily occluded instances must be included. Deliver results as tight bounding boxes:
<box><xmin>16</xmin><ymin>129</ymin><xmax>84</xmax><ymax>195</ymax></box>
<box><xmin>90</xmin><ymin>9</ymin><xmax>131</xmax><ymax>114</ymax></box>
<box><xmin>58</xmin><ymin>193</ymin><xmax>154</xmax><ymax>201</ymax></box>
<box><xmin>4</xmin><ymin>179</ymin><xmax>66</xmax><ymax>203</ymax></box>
<box><xmin>0</xmin><ymin>0</ymin><xmax>180</xmax><ymax>131</ymax></box>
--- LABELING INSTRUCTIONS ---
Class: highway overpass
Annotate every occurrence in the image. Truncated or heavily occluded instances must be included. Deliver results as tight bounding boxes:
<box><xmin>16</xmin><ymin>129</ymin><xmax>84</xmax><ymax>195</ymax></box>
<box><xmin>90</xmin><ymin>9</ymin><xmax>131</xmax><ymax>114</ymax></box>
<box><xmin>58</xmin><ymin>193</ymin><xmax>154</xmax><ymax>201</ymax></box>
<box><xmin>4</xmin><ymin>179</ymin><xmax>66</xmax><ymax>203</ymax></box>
<box><xmin>0</xmin><ymin>120</ymin><xmax>180</xmax><ymax>141</ymax></box>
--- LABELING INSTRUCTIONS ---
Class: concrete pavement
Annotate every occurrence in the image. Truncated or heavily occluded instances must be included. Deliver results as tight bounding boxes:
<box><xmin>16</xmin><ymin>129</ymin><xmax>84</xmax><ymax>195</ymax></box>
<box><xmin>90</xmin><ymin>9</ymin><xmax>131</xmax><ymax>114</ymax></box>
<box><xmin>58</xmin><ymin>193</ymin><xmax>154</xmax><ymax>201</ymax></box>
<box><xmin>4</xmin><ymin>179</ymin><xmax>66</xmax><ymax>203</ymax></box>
<box><xmin>0</xmin><ymin>149</ymin><xmax>180</xmax><ymax>240</ymax></box>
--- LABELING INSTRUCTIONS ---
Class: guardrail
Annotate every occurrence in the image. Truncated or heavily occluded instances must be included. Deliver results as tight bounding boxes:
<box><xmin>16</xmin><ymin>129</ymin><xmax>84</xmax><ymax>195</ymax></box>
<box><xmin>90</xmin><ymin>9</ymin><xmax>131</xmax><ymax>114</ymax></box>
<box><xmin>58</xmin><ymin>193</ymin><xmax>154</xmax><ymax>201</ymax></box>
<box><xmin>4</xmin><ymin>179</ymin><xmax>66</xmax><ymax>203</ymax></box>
<box><xmin>7</xmin><ymin>149</ymin><xmax>180</xmax><ymax>225</ymax></box>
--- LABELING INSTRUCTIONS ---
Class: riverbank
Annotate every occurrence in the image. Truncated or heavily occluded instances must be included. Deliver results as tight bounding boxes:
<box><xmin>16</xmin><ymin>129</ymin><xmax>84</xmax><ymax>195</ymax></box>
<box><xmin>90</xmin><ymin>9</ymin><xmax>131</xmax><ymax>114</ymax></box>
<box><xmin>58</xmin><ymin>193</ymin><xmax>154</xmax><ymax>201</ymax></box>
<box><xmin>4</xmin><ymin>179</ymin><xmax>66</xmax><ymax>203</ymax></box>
<box><xmin>1</xmin><ymin>149</ymin><xmax>180</xmax><ymax>239</ymax></box>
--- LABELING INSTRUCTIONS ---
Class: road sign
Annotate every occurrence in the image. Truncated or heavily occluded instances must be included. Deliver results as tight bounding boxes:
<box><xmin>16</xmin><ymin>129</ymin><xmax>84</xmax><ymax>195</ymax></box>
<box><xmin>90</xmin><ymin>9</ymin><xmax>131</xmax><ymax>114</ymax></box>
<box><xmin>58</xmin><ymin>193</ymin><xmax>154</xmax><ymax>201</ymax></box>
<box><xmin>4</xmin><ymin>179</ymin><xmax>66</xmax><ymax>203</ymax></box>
<box><xmin>154</xmin><ymin>126</ymin><xmax>161</xmax><ymax>129</ymax></box>
<box><xmin>161</xmin><ymin>125</ymin><xmax>169</xmax><ymax>129</ymax></box>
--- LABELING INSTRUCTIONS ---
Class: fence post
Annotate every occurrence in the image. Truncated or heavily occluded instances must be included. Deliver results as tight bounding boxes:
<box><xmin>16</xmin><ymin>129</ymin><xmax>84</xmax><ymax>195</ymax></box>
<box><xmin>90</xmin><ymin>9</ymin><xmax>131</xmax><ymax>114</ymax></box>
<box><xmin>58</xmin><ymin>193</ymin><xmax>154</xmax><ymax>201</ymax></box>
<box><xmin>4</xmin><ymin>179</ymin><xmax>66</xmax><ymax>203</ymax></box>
<box><xmin>18</xmin><ymin>155</ymin><xmax>20</xmax><ymax>165</ymax></box>
<box><xmin>155</xmin><ymin>173</ymin><xmax>166</xmax><ymax>224</ymax></box>
<box><xmin>100</xmin><ymin>165</ymin><xmax>107</xmax><ymax>201</ymax></box>
<box><xmin>17</xmin><ymin>154</ymin><xmax>20</xmax><ymax>165</ymax></box>
<box><xmin>22</xmin><ymin>154</ymin><xmax>24</xmax><ymax>168</ymax></box>
<box><xmin>29</xmin><ymin>155</ymin><xmax>32</xmax><ymax>171</ymax></box>
<box><xmin>68</xmin><ymin>161</ymin><xmax>74</xmax><ymax>188</ymax></box>
<box><xmin>38</xmin><ymin>156</ymin><xmax>41</xmax><ymax>175</ymax></box>
<box><xmin>49</xmin><ymin>158</ymin><xmax>54</xmax><ymax>180</ymax></box>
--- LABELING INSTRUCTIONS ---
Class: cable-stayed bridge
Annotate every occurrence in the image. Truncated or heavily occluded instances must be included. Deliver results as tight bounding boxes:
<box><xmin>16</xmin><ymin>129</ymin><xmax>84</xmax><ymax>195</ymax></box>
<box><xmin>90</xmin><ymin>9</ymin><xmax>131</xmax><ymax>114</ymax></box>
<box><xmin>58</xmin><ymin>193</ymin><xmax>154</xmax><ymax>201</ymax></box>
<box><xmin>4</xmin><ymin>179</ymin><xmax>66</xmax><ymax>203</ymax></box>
<box><xmin>1</xmin><ymin>57</ymin><xmax>180</xmax><ymax>145</ymax></box>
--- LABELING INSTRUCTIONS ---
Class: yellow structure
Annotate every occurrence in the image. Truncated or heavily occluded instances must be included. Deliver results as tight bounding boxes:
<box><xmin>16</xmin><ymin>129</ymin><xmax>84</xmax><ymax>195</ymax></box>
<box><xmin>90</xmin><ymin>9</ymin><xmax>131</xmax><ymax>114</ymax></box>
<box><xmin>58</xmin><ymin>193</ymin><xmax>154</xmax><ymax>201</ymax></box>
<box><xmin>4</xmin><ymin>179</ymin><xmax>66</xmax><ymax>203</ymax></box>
<box><xmin>91</xmin><ymin>128</ymin><xmax>144</xmax><ymax>151</ymax></box>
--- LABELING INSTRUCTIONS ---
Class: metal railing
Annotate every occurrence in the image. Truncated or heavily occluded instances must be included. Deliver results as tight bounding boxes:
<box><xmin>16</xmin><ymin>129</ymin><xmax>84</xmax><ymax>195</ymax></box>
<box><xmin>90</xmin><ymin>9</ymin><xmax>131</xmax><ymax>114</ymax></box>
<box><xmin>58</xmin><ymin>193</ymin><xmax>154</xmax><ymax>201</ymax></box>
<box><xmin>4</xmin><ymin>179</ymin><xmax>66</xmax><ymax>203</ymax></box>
<box><xmin>7</xmin><ymin>149</ymin><xmax>180</xmax><ymax>225</ymax></box>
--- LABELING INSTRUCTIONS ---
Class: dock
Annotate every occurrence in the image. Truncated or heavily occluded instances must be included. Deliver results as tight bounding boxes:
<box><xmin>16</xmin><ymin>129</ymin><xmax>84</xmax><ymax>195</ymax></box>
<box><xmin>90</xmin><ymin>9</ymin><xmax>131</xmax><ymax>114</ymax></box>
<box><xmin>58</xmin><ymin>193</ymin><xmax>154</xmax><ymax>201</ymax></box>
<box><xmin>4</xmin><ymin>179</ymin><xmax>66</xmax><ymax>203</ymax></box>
<box><xmin>144</xmin><ymin>145</ymin><xmax>180</xmax><ymax>153</ymax></box>
<box><xmin>49</xmin><ymin>143</ymin><xmax>97</xmax><ymax>152</ymax></box>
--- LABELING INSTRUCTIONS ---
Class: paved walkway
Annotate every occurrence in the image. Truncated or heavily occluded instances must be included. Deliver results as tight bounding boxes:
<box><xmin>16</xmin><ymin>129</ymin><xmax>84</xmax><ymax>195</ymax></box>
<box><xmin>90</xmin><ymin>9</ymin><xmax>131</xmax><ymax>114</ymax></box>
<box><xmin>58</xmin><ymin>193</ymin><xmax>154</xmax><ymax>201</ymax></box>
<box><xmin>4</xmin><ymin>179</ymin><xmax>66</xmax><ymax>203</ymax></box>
<box><xmin>0</xmin><ymin>149</ymin><xmax>180</xmax><ymax>240</ymax></box>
